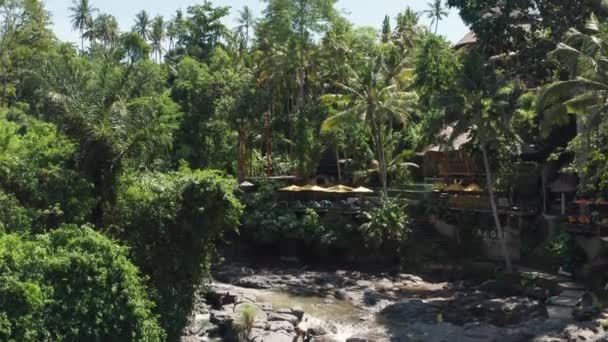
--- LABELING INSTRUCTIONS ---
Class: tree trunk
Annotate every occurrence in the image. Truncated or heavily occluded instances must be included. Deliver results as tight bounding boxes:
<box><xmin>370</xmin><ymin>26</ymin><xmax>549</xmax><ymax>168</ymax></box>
<box><xmin>266</xmin><ymin>109</ymin><xmax>271</xmax><ymax>177</ymax></box>
<box><xmin>369</xmin><ymin>108</ymin><xmax>388</xmax><ymax>196</ymax></box>
<box><xmin>481</xmin><ymin>144</ymin><xmax>513</xmax><ymax>272</ymax></box>
<box><xmin>238</xmin><ymin>127</ymin><xmax>245</xmax><ymax>181</ymax></box>
<box><xmin>336</xmin><ymin>148</ymin><xmax>342</xmax><ymax>183</ymax></box>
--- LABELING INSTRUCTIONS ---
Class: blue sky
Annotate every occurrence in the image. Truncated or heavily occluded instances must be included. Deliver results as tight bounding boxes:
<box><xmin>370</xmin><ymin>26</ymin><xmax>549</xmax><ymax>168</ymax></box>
<box><xmin>44</xmin><ymin>0</ymin><xmax>470</xmax><ymax>44</ymax></box>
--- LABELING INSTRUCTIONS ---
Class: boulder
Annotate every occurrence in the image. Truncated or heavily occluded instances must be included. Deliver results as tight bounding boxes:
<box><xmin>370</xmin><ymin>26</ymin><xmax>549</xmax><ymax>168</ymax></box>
<box><xmin>335</xmin><ymin>289</ymin><xmax>352</xmax><ymax>301</ymax></box>
<box><xmin>292</xmin><ymin>307</ymin><xmax>305</xmax><ymax>320</ymax></box>
<box><xmin>267</xmin><ymin>312</ymin><xmax>300</xmax><ymax>325</ymax></box>
<box><xmin>268</xmin><ymin>320</ymin><xmax>295</xmax><ymax>333</ymax></box>
<box><xmin>209</xmin><ymin>310</ymin><xmax>236</xmax><ymax>327</ymax></box>
<box><xmin>379</xmin><ymin>299</ymin><xmax>439</xmax><ymax>324</ymax></box>
<box><xmin>306</xmin><ymin>325</ymin><xmax>329</xmax><ymax>337</ymax></box>
<box><xmin>250</xmin><ymin>331</ymin><xmax>296</xmax><ymax>342</ymax></box>
<box><xmin>363</xmin><ymin>289</ymin><xmax>383</xmax><ymax>306</ymax></box>
<box><xmin>346</xmin><ymin>333</ymin><xmax>387</xmax><ymax>342</ymax></box>
<box><xmin>235</xmin><ymin>275</ymin><xmax>274</xmax><ymax>289</ymax></box>
<box><xmin>469</xmin><ymin>297</ymin><xmax>548</xmax><ymax>326</ymax></box>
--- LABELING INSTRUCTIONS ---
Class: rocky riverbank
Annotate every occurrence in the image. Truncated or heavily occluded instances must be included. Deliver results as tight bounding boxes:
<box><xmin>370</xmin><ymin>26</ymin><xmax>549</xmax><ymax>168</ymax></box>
<box><xmin>181</xmin><ymin>263</ymin><xmax>608</xmax><ymax>342</ymax></box>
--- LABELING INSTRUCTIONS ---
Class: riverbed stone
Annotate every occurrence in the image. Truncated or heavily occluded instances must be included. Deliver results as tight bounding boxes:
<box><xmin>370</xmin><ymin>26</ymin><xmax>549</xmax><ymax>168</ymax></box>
<box><xmin>210</xmin><ymin>310</ymin><xmax>236</xmax><ymax>327</ymax></box>
<box><xmin>267</xmin><ymin>312</ymin><xmax>299</xmax><ymax>325</ymax></box>
<box><xmin>291</xmin><ymin>307</ymin><xmax>305</xmax><ymax>320</ymax></box>
<box><xmin>346</xmin><ymin>332</ymin><xmax>387</xmax><ymax>342</ymax></box>
<box><xmin>335</xmin><ymin>289</ymin><xmax>352</xmax><ymax>301</ymax></box>
<box><xmin>235</xmin><ymin>275</ymin><xmax>274</xmax><ymax>289</ymax></box>
<box><xmin>268</xmin><ymin>320</ymin><xmax>295</xmax><ymax>333</ymax></box>
<box><xmin>250</xmin><ymin>330</ymin><xmax>296</xmax><ymax>342</ymax></box>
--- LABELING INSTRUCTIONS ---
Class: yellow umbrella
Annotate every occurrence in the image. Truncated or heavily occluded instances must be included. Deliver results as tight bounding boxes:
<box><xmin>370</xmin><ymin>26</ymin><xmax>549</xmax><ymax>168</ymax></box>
<box><xmin>327</xmin><ymin>185</ymin><xmax>354</xmax><ymax>193</ymax></box>
<box><xmin>299</xmin><ymin>185</ymin><xmax>329</xmax><ymax>192</ymax></box>
<box><xmin>279</xmin><ymin>185</ymin><xmax>302</xmax><ymax>192</ymax></box>
<box><xmin>352</xmin><ymin>186</ymin><xmax>374</xmax><ymax>193</ymax></box>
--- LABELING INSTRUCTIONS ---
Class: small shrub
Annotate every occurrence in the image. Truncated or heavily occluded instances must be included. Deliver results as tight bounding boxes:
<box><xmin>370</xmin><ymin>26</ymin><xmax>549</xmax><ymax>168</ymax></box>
<box><xmin>544</xmin><ymin>232</ymin><xmax>573</xmax><ymax>265</ymax></box>
<box><xmin>360</xmin><ymin>197</ymin><xmax>410</xmax><ymax>250</ymax></box>
<box><xmin>234</xmin><ymin>304</ymin><xmax>257</xmax><ymax>341</ymax></box>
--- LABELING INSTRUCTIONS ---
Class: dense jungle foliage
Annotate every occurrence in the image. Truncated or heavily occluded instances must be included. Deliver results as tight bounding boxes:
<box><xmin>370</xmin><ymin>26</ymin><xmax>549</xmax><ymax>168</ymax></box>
<box><xmin>2</xmin><ymin>0</ymin><xmax>608</xmax><ymax>339</ymax></box>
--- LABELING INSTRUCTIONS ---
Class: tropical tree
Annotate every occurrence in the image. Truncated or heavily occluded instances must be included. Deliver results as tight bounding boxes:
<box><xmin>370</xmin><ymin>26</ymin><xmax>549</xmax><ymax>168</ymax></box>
<box><xmin>69</xmin><ymin>0</ymin><xmax>97</xmax><ymax>50</ymax></box>
<box><xmin>422</xmin><ymin>0</ymin><xmax>448</xmax><ymax>34</ymax></box>
<box><xmin>537</xmin><ymin>15</ymin><xmax>608</xmax><ymax>189</ymax></box>
<box><xmin>381</xmin><ymin>15</ymin><xmax>391</xmax><ymax>43</ymax></box>
<box><xmin>151</xmin><ymin>15</ymin><xmax>165</xmax><ymax>63</ymax></box>
<box><xmin>235</xmin><ymin>6</ymin><xmax>255</xmax><ymax>49</ymax></box>
<box><xmin>133</xmin><ymin>10</ymin><xmax>151</xmax><ymax>41</ymax></box>
<box><xmin>94</xmin><ymin>14</ymin><xmax>119</xmax><ymax>47</ymax></box>
<box><xmin>44</xmin><ymin>51</ymin><xmax>180</xmax><ymax>224</ymax></box>
<box><xmin>394</xmin><ymin>7</ymin><xmax>425</xmax><ymax>50</ymax></box>
<box><xmin>438</xmin><ymin>50</ymin><xmax>522</xmax><ymax>272</ymax></box>
<box><xmin>322</xmin><ymin>53</ymin><xmax>418</xmax><ymax>195</ymax></box>
<box><xmin>166</xmin><ymin>19</ymin><xmax>177</xmax><ymax>51</ymax></box>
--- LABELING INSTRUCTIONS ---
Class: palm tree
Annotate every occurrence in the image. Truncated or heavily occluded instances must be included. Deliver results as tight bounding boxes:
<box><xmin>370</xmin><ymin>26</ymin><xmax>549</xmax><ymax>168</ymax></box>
<box><xmin>438</xmin><ymin>50</ymin><xmax>520</xmax><ymax>272</ymax></box>
<box><xmin>235</xmin><ymin>6</ymin><xmax>254</xmax><ymax>49</ymax></box>
<box><xmin>44</xmin><ymin>55</ymin><xmax>176</xmax><ymax>224</ymax></box>
<box><xmin>69</xmin><ymin>0</ymin><xmax>98</xmax><ymax>51</ymax></box>
<box><xmin>537</xmin><ymin>15</ymin><xmax>608</xmax><ymax>188</ymax></box>
<box><xmin>150</xmin><ymin>16</ymin><xmax>165</xmax><ymax>63</ymax></box>
<box><xmin>395</xmin><ymin>7</ymin><xmax>424</xmax><ymax>50</ymax></box>
<box><xmin>94</xmin><ymin>14</ymin><xmax>119</xmax><ymax>48</ymax></box>
<box><xmin>322</xmin><ymin>54</ymin><xmax>418</xmax><ymax>196</ymax></box>
<box><xmin>166</xmin><ymin>19</ymin><xmax>177</xmax><ymax>51</ymax></box>
<box><xmin>133</xmin><ymin>10</ymin><xmax>151</xmax><ymax>41</ymax></box>
<box><xmin>422</xmin><ymin>0</ymin><xmax>448</xmax><ymax>34</ymax></box>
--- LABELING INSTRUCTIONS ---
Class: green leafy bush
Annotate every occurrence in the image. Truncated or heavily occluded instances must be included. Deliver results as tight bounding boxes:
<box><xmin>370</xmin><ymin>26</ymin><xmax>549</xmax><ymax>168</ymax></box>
<box><xmin>0</xmin><ymin>109</ymin><xmax>95</xmax><ymax>229</ymax></box>
<box><xmin>0</xmin><ymin>225</ymin><xmax>164</xmax><ymax>341</ymax></box>
<box><xmin>360</xmin><ymin>197</ymin><xmax>410</xmax><ymax>250</ymax></box>
<box><xmin>0</xmin><ymin>191</ymin><xmax>32</xmax><ymax>233</ymax></box>
<box><xmin>544</xmin><ymin>232</ymin><xmax>573</xmax><ymax>264</ymax></box>
<box><xmin>110</xmin><ymin>166</ymin><xmax>243</xmax><ymax>338</ymax></box>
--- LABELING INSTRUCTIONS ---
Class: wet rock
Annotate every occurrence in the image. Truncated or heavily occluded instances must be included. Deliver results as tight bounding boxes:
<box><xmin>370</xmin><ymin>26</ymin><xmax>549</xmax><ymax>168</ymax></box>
<box><xmin>209</xmin><ymin>310</ymin><xmax>236</xmax><ymax>327</ymax></box>
<box><xmin>346</xmin><ymin>333</ymin><xmax>387</xmax><ymax>342</ymax></box>
<box><xmin>335</xmin><ymin>289</ymin><xmax>352</xmax><ymax>301</ymax></box>
<box><xmin>291</xmin><ymin>307</ymin><xmax>305</xmax><ymax>320</ymax></box>
<box><xmin>311</xmin><ymin>335</ymin><xmax>342</xmax><ymax>342</ymax></box>
<box><xmin>250</xmin><ymin>330</ymin><xmax>296</xmax><ymax>342</ymax></box>
<box><xmin>322</xmin><ymin>298</ymin><xmax>335</xmax><ymax>305</ymax></box>
<box><xmin>398</xmin><ymin>274</ymin><xmax>424</xmax><ymax>283</ymax></box>
<box><xmin>375</xmin><ymin>278</ymin><xmax>394</xmax><ymax>292</ymax></box>
<box><xmin>267</xmin><ymin>312</ymin><xmax>299</xmax><ymax>325</ymax></box>
<box><xmin>563</xmin><ymin>322</ymin><xmax>607</xmax><ymax>341</ymax></box>
<box><xmin>524</xmin><ymin>286</ymin><xmax>549</xmax><ymax>301</ymax></box>
<box><xmin>235</xmin><ymin>275</ymin><xmax>274</xmax><ymax>289</ymax></box>
<box><xmin>260</xmin><ymin>303</ymin><xmax>274</xmax><ymax>312</ymax></box>
<box><xmin>306</xmin><ymin>325</ymin><xmax>329</xmax><ymax>337</ymax></box>
<box><xmin>268</xmin><ymin>320</ymin><xmax>295</xmax><ymax>333</ymax></box>
<box><xmin>379</xmin><ymin>299</ymin><xmax>439</xmax><ymax>324</ymax></box>
<box><xmin>186</xmin><ymin>313</ymin><xmax>209</xmax><ymax>335</ymax></box>
<box><xmin>469</xmin><ymin>297</ymin><xmax>548</xmax><ymax>326</ymax></box>
<box><xmin>363</xmin><ymin>289</ymin><xmax>383</xmax><ymax>306</ymax></box>
<box><xmin>181</xmin><ymin>336</ymin><xmax>206</xmax><ymax>342</ymax></box>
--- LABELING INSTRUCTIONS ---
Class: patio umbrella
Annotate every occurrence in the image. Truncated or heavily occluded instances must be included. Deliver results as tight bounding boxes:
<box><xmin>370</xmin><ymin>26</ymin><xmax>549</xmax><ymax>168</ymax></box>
<box><xmin>299</xmin><ymin>185</ymin><xmax>329</xmax><ymax>192</ymax></box>
<box><xmin>352</xmin><ymin>186</ymin><xmax>374</xmax><ymax>193</ymax></box>
<box><xmin>327</xmin><ymin>185</ymin><xmax>354</xmax><ymax>193</ymax></box>
<box><xmin>279</xmin><ymin>185</ymin><xmax>302</xmax><ymax>192</ymax></box>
